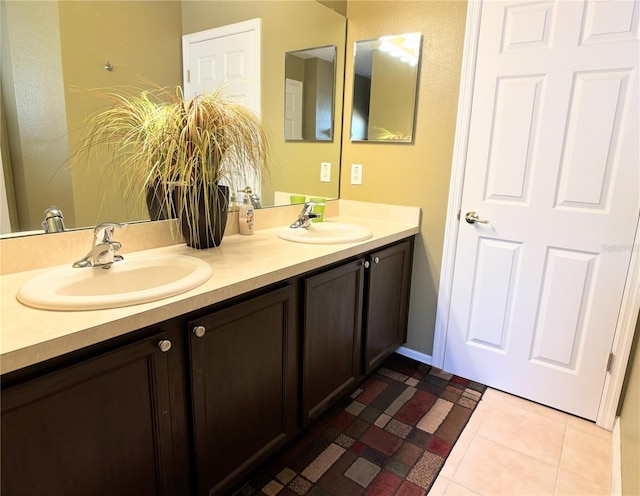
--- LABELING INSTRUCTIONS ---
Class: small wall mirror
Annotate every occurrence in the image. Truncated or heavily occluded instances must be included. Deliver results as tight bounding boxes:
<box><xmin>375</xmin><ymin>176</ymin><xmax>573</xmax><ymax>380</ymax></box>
<box><xmin>350</xmin><ymin>33</ymin><xmax>422</xmax><ymax>143</ymax></box>
<box><xmin>284</xmin><ymin>45</ymin><xmax>336</xmax><ymax>141</ymax></box>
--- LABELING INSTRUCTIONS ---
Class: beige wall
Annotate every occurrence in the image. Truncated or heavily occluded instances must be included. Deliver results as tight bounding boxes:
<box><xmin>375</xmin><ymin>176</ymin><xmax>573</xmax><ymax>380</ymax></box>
<box><xmin>1</xmin><ymin>1</ymin><xmax>75</xmax><ymax>231</ymax></box>
<box><xmin>59</xmin><ymin>1</ymin><xmax>183</xmax><ymax>228</ymax></box>
<box><xmin>181</xmin><ymin>0</ymin><xmax>345</xmax><ymax>205</ymax></box>
<box><xmin>342</xmin><ymin>0</ymin><xmax>468</xmax><ymax>355</ymax></box>
<box><xmin>620</xmin><ymin>312</ymin><xmax>640</xmax><ymax>495</ymax></box>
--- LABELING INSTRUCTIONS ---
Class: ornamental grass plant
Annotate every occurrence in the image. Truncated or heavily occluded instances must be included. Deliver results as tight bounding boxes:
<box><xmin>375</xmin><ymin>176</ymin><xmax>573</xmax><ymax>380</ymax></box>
<box><xmin>79</xmin><ymin>84</ymin><xmax>269</xmax><ymax>246</ymax></box>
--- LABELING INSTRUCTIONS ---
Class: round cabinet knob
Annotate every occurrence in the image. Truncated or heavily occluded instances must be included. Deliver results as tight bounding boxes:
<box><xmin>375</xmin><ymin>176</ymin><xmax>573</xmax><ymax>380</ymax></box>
<box><xmin>373</xmin><ymin>257</ymin><xmax>380</xmax><ymax>264</ymax></box>
<box><xmin>158</xmin><ymin>340</ymin><xmax>172</xmax><ymax>353</ymax></box>
<box><xmin>192</xmin><ymin>325</ymin><xmax>206</xmax><ymax>338</ymax></box>
<box><xmin>364</xmin><ymin>261</ymin><xmax>370</xmax><ymax>269</ymax></box>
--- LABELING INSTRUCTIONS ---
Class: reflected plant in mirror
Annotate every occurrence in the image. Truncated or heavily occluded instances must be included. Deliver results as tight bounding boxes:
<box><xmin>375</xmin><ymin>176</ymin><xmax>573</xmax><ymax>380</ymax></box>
<box><xmin>284</xmin><ymin>45</ymin><xmax>336</xmax><ymax>142</ymax></box>
<box><xmin>0</xmin><ymin>0</ymin><xmax>346</xmax><ymax>237</ymax></box>
<box><xmin>350</xmin><ymin>33</ymin><xmax>422</xmax><ymax>143</ymax></box>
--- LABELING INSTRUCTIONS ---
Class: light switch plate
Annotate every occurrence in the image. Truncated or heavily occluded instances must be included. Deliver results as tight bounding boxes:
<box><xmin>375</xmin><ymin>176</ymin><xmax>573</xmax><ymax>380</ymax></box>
<box><xmin>351</xmin><ymin>164</ymin><xmax>363</xmax><ymax>185</ymax></box>
<box><xmin>320</xmin><ymin>162</ymin><xmax>331</xmax><ymax>182</ymax></box>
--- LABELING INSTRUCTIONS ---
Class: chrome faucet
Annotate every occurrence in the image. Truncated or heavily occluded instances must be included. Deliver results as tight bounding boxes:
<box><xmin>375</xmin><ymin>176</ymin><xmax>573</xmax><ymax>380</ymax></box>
<box><xmin>290</xmin><ymin>202</ymin><xmax>321</xmax><ymax>229</ymax></box>
<box><xmin>41</xmin><ymin>206</ymin><xmax>66</xmax><ymax>233</ymax></box>
<box><xmin>73</xmin><ymin>222</ymin><xmax>127</xmax><ymax>269</ymax></box>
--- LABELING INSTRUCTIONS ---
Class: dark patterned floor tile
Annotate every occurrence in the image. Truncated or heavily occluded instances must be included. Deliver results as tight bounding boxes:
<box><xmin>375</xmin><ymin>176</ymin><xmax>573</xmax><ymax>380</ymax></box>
<box><xmin>369</xmin><ymin>380</ymin><xmax>409</xmax><ymax>412</ymax></box>
<box><xmin>357</xmin><ymin>377</ymin><xmax>389</xmax><ymax>405</ymax></box>
<box><xmin>344</xmin><ymin>457</ymin><xmax>381</xmax><ymax>487</ymax></box>
<box><xmin>439</xmin><ymin>390</ymin><xmax>460</xmax><ymax>403</ymax></box>
<box><xmin>360</xmin><ymin>425</ymin><xmax>403</xmax><ymax>456</ymax></box>
<box><xmin>445</xmin><ymin>384</ymin><xmax>464</xmax><ymax>395</ymax></box>
<box><xmin>364</xmin><ymin>470</ymin><xmax>403</xmax><ymax>496</ymax></box>
<box><xmin>434</xmin><ymin>404</ymin><xmax>472</xmax><ymax>444</ymax></box>
<box><xmin>307</xmin><ymin>486</ymin><xmax>331</xmax><ymax>496</ymax></box>
<box><xmin>288</xmin><ymin>436</ymin><xmax>333</xmax><ymax>473</ymax></box>
<box><xmin>426</xmin><ymin>436</ymin><xmax>452</xmax><ymax>458</ymax></box>
<box><xmin>359</xmin><ymin>406</ymin><xmax>382</xmax><ymax>423</ymax></box>
<box><xmin>327</xmin><ymin>410</ymin><xmax>356</xmax><ymax>431</ymax></box>
<box><xmin>451</xmin><ymin>376</ymin><xmax>470</xmax><ymax>387</ymax></box>
<box><xmin>288</xmin><ymin>476</ymin><xmax>313</xmax><ymax>495</ymax></box>
<box><xmin>316</xmin><ymin>451</ymin><xmax>364</xmax><ymax>496</ymax></box>
<box><xmin>396</xmin><ymin>480</ymin><xmax>427</xmax><ymax>496</ymax></box>
<box><xmin>350</xmin><ymin>440</ymin><xmax>367</xmax><ymax>454</ymax></box>
<box><xmin>385</xmin><ymin>418</ymin><xmax>412</xmax><ymax>439</ymax></box>
<box><xmin>468</xmin><ymin>381</ymin><xmax>487</xmax><ymax>393</ymax></box>
<box><xmin>424</xmin><ymin>374</ymin><xmax>448</xmax><ymax>389</ymax></box>
<box><xmin>395</xmin><ymin>390</ymin><xmax>437</xmax><ymax>426</ymax></box>
<box><xmin>344</xmin><ymin>417</ymin><xmax>371</xmax><ymax>439</ymax></box>
<box><xmin>415</xmin><ymin>380</ymin><xmax>443</xmax><ymax>396</ymax></box>
<box><xmin>393</xmin><ymin>440</ymin><xmax>424</xmax><ymax>467</ymax></box>
<box><xmin>360</xmin><ymin>445</ymin><xmax>390</xmax><ymax>467</ymax></box>
<box><xmin>281</xmin><ymin>422</ymin><xmax>328</xmax><ymax>464</ymax></box>
<box><xmin>279</xmin><ymin>488</ymin><xmax>299</xmax><ymax>496</ymax></box>
<box><xmin>322</xmin><ymin>425</ymin><xmax>341</xmax><ymax>441</ymax></box>
<box><xmin>406</xmin><ymin>451</ymin><xmax>444</xmax><ymax>491</ymax></box>
<box><xmin>405</xmin><ymin>428</ymin><xmax>432</xmax><ymax>449</ymax></box>
<box><xmin>232</xmin><ymin>354</ymin><xmax>485</xmax><ymax>496</ymax></box>
<box><xmin>385</xmin><ymin>457</ymin><xmax>411</xmax><ymax>478</ymax></box>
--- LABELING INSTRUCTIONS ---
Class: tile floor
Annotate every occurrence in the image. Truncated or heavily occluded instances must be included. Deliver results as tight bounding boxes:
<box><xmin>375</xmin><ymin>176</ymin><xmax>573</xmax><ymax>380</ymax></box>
<box><xmin>429</xmin><ymin>387</ymin><xmax>613</xmax><ymax>496</ymax></box>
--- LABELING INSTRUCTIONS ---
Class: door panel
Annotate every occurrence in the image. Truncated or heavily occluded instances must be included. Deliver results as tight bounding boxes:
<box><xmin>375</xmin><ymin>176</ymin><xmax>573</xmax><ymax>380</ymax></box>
<box><xmin>186</xmin><ymin>31</ymin><xmax>256</xmax><ymax>110</ymax></box>
<box><xmin>182</xmin><ymin>20</ymin><xmax>260</xmax><ymax>195</ymax></box>
<box><xmin>444</xmin><ymin>0</ymin><xmax>639</xmax><ymax>420</ymax></box>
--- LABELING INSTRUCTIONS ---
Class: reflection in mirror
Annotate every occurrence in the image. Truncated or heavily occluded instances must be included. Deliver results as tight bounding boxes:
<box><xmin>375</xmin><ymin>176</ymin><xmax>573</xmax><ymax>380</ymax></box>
<box><xmin>284</xmin><ymin>45</ymin><xmax>336</xmax><ymax>142</ymax></box>
<box><xmin>350</xmin><ymin>33</ymin><xmax>422</xmax><ymax>143</ymax></box>
<box><xmin>0</xmin><ymin>0</ymin><xmax>345</xmax><ymax>237</ymax></box>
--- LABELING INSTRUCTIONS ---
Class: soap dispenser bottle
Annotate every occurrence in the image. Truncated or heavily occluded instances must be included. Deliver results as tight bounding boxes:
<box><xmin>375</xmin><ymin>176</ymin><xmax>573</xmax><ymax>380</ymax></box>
<box><xmin>238</xmin><ymin>192</ymin><xmax>254</xmax><ymax>235</ymax></box>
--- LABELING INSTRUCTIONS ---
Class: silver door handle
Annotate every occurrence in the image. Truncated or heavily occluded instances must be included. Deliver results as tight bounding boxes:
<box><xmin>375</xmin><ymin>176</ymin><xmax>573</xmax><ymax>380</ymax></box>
<box><xmin>464</xmin><ymin>211</ymin><xmax>489</xmax><ymax>224</ymax></box>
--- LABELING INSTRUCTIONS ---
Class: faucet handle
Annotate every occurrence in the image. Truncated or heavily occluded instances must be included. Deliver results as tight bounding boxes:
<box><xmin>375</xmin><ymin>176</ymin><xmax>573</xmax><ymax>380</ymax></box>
<box><xmin>94</xmin><ymin>222</ymin><xmax>127</xmax><ymax>243</ymax></box>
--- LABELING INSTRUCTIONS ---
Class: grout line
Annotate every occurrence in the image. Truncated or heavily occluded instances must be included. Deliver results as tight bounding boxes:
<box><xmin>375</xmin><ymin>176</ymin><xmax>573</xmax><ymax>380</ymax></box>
<box><xmin>551</xmin><ymin>413</ymin><xmax>569</xmax><ymax>495</ymax></box>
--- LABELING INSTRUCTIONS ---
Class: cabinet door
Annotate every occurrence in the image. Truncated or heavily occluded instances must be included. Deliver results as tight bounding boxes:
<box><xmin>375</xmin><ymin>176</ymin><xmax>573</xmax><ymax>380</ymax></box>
<box><xmin>1</xmin><ymin>332</ymin><xmax>178</xmax><ymax>496</ymax></box>
<box><xmin>302</xmin><ymin>259</ymin><xmax>364</xmax><ymax>424</ymax></box>
<box><xmin>364</xmin><ymin>239</ymin><xmax>414</xmax><ymax>374</ymax></box>
<box><xmin>189</xmin><ymin>285</ymin><xmax>298</xmax><ymax>496</ymax></box>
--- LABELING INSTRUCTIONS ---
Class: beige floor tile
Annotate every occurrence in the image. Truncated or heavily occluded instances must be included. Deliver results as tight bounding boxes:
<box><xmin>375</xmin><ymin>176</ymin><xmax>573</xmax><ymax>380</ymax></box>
<box><xmin>482</xmin><ymin>388</ymin><xmax>569</xmax><ymax>424</ymax></box>
<box><xmin>439</xmin><ymin>426</ymin><xmax>476</xmax><ymax>479</ymax></box>
<box><xmin>452</xmin><ymin>435</ymin><xmax>558</xmax><ymax>495</ymax></box>
<box><xmin>566</xmin><ymin>415</ymin><xmax>612</xmax><ymax>441</ymax></box>
<box><xmin>429</xmin><ymin>475</ymin><xmax>451</xmax><ymax>496</ymax></box>
<box><xmin>559</xmin><ymin>422</ymin><xmax>612</xmax><ymax>489</ymax></box>
<box><xmin>555</xmin><ymin>468</ymin><xmax>612</xmax><ymax>496</ymax></box>
<box><xmin>476</xmin><ymin>399</ymin><xmax>568</xmax><ymax>466</ymax></box>
<box><xmin>444</xmin><ymin>481</ymin><xmax>481</xmax><ymax>495</ymax></box>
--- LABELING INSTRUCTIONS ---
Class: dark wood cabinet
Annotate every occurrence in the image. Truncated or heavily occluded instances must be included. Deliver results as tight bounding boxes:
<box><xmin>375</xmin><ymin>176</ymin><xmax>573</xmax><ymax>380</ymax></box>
<box><xmin>0</xmin><ymin>237</ymin><xmax>414</xmax><ymax>496</ymax></box>
<box><xmin>363</xmin><ymin>238</ymin><xmax>414</xmax><ymax>374</ymax></box>
<box><xmin>1</xmin><ymin>330</ymin><xmax>182</xmax><ymax>496</ymax></box>
<box><xmin>188</xmin><ymin>285</ymin><xmax>298</xmax><ymax>495</ymax></box>
<box><xmin>302</xmin><ymin>259</ymin><xmax>365</xmax><ymax>424</ymax></box>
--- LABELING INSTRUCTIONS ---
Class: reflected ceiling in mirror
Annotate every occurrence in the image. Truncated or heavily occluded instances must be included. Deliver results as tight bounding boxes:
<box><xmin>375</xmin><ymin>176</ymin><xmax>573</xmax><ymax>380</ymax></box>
<box><xmin>284</xmin><ymin>45</ymin><xmax>336</xmax><ymax>142</ymax></box>
<box><xmin>350</xmin><ymin>33</ymin><xmax>422</xmax><ymax>143</ymax></box>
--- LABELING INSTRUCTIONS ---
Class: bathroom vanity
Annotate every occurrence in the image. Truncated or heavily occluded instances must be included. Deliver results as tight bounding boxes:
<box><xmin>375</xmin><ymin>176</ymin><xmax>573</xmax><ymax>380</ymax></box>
<box><xmin>0</xmin><ymin>203</ymin><xmax>418</xmax><ymax>496</ymax></box>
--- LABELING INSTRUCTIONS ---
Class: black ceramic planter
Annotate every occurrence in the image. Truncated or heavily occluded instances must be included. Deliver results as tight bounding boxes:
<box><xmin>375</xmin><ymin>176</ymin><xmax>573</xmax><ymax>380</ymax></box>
<box><xmin>176</xmin><ymin>183</ymin><xmax>229</xmax><ymax>249</ymax></box>
<box><xmin>146</xmin><ymin>180</ymin><xmax>177</xmax><ymax>221</ymax></box>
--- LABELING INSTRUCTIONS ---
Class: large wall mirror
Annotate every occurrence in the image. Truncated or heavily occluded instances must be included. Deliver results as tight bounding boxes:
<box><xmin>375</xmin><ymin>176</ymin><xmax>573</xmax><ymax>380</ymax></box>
<box><xmin>284</xmin><ymin>45</ymin><xmax>336</xmax><ymax>142</ymax></box>
<box><xmin>350</xmin><ymin>33</ymin><xmax>422</xmax><ymax>143</ymax></box>
<box><xmin>0</xmin><ymin>0</ymin><xmax>346</xmax><ymax>237</ymax></box>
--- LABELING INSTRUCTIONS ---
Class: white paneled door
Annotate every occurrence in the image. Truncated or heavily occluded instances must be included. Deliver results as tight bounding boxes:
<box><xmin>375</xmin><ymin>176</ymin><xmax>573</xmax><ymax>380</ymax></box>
<box><xmin>182</xmin><ymin>19</ymin><xmax>261</xmax><ymax>195</ymax></box>
<box><xmin>444</xmin><ymin>0</ymin><xmax>639</xmax><ymax>420</ymax></box>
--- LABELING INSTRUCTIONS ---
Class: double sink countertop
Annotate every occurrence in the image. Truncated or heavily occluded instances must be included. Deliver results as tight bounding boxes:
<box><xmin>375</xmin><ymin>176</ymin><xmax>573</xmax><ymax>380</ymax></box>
<box><xmin>0</xmin><ymin>201</ymin><xmax>420</xmax><ymax>375</ymax></box>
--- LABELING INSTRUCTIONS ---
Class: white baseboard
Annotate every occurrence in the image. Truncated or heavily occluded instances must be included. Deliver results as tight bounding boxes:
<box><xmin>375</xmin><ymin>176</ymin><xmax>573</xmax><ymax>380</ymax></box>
<box><xmin>395</xmin><ymin>346</ymin><xmax>432</xmax><ymax>366</ymax></box>
<box><xmin>612</xmin><ymin>416</ymin><xmax>622</xmax><ymax>496</ymax></box>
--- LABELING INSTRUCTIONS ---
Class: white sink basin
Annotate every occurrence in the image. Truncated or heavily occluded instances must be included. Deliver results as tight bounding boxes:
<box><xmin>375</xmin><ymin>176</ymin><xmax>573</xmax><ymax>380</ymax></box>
<box><xmin>17</xmin><ymin>253</ymin><xmax>212</xmax><ymax>311</ymax></box>
<box><xmin>278</xmin><ymin>222</ymin><xmax>373</xmax><ymax>244</ymax></box>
